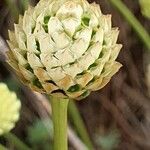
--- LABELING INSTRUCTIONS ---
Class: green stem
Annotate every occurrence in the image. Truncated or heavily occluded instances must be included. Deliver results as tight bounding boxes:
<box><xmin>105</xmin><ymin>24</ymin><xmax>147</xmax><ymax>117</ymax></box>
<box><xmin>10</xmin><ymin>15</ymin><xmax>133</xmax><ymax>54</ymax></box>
<box><xmin>51</xmin><ymin>96</ymin><xmax>69</xmax><ymax>150</ymax></box>
<box><xmin>4</xmin><ymin>132</ymin><xmax>31</xmax><ymax>150</ymax></box>
<box><xmin>108</xmin><ymin>0</ymin><xmax>150</xmax><ymax>50</ymax></box>
<box><xmin>0</xmin><ymin>144</ymin><xmax>8</xmax><ymax>150</ymax></box>
<box><xmin>68</xmin><ymin>100</ymin><xmax>94</xmax><ymax>150</ymax></box>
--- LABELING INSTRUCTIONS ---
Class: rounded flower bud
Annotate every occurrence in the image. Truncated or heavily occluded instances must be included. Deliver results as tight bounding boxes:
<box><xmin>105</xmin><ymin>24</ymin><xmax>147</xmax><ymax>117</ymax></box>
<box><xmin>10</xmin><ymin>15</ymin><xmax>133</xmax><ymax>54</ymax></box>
<box><xmin>0</xmin><ymin>83</ymin><xmax>21</xmax><ymax>135</ymax></box>
<box><xmin>7</xmin><ymin>0</ymin><xmax>122</xmax><ymax>100</ymax></box>
<box><xmin>140</xmin><ymin>0</ymin><xmax>150</xmax><ymax>19</ymax></box>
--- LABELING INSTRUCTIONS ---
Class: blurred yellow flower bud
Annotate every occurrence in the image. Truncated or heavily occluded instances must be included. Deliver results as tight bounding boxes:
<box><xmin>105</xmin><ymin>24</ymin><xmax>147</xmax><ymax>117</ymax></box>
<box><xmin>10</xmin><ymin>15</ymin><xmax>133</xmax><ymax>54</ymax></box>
<box><xmin>140</xmin><ymin>0</ymin><xmax>150</xmax><ymax>19</ymax></box>
<box><xmin>0</xmin><ymin>83</ymin><xmax>21</xmax><ymax>135</ymax></box>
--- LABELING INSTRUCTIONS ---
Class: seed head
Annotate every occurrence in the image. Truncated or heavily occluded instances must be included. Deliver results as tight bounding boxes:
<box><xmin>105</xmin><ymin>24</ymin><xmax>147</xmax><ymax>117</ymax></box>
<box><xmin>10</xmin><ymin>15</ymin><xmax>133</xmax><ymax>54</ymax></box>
<box><xmin>7</xmin><ymin>0</ymin><xmax>122</xmax><ymax>99</ymax></box>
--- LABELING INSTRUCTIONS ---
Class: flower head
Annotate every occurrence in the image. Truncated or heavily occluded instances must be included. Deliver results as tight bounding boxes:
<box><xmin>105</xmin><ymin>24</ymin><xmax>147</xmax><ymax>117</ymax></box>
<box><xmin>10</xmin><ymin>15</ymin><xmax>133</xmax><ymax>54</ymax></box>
<box><xmin>0</xmin><ymin>83</ymin><xmax>21</xmax><ymax>135</ymax></box>
<box><xmin>7</xmin><ymin>0</ymin><xmax>122</xmax><ymax>99</ymax></box>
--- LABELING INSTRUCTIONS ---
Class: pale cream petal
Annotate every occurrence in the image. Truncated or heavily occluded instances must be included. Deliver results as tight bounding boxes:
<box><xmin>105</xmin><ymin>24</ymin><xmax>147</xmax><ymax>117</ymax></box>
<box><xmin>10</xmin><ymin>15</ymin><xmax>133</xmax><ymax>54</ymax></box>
<box><xmin>52</xmin><ymin>32</ymin><xmax>70</xmax><ymax>49</ymax></box>
<box><xmin>56</xmin><ymin>1</ymin><xmax>83</xmax><ymax>19</ymax></box>
<box><xmin>92</xmin><ymin>28</ymin><xmax>104</xmax><ymax>44</ymax></box>
<box><xmin>104</xmin><ymin>28</ymin><xmax>119</xmax><ymax>47</ymax></box>
<box><xmin>109</xmin><ymin>44</ymin><xmax>122</xmax><ymax>61</ymax></box>
<box><xmin>62</xmin><ymin>18</ymin><xmax>81</xmax><ymax>36</ymax></box>
<box><xmin>99</xmin><ymin>15</ymin><xmax>112</xmax><ymax>33</ymax></box>
<box><xmin>27</xmin><ymin>34</ymin><xmax>40</xmax><ymax>54</ymax></box>
<box><xmin>27</xmin><ymin>53</ymin><xmax>43</xmax><ymax>68</ymax></box>
<box><xmin>47</xmin><ymin>67</ymin><xmax>66</xmax><ymax>81</ymax></box>
<box><xmin>78</xmin><ymin>42</ymin><xmax>102</xmax><ymax>70</ymax></box>
<box><xmin>48</xmin><ymin>17</ymin><xmax>63</xmax><ymax>34</ymax></box>
<box><xmin>23</xmin><ymin>9</ymin><xmax>35</xmax><ymax>34</ymax></box>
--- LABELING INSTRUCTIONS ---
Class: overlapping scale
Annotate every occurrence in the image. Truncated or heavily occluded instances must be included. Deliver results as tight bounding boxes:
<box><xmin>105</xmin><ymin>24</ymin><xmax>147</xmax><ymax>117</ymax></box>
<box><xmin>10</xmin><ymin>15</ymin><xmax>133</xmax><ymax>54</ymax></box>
<box><xmin>7</xmin><ymin>0</ymin><xmax>122</xmax><ymax>100</ymax></box>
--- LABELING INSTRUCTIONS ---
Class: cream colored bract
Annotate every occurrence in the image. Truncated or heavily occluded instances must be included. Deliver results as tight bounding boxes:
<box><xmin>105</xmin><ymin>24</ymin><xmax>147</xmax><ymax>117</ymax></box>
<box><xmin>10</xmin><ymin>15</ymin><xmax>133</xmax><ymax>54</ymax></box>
<box><xmin>7</xmin><ymin>0</ymin><xmax>122</xmax><ymax>99</ymax></box>
<box><xmin>0</xmin><ymin>83</ymin><xmax>21</xmax><ymax>135</ymax></box>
